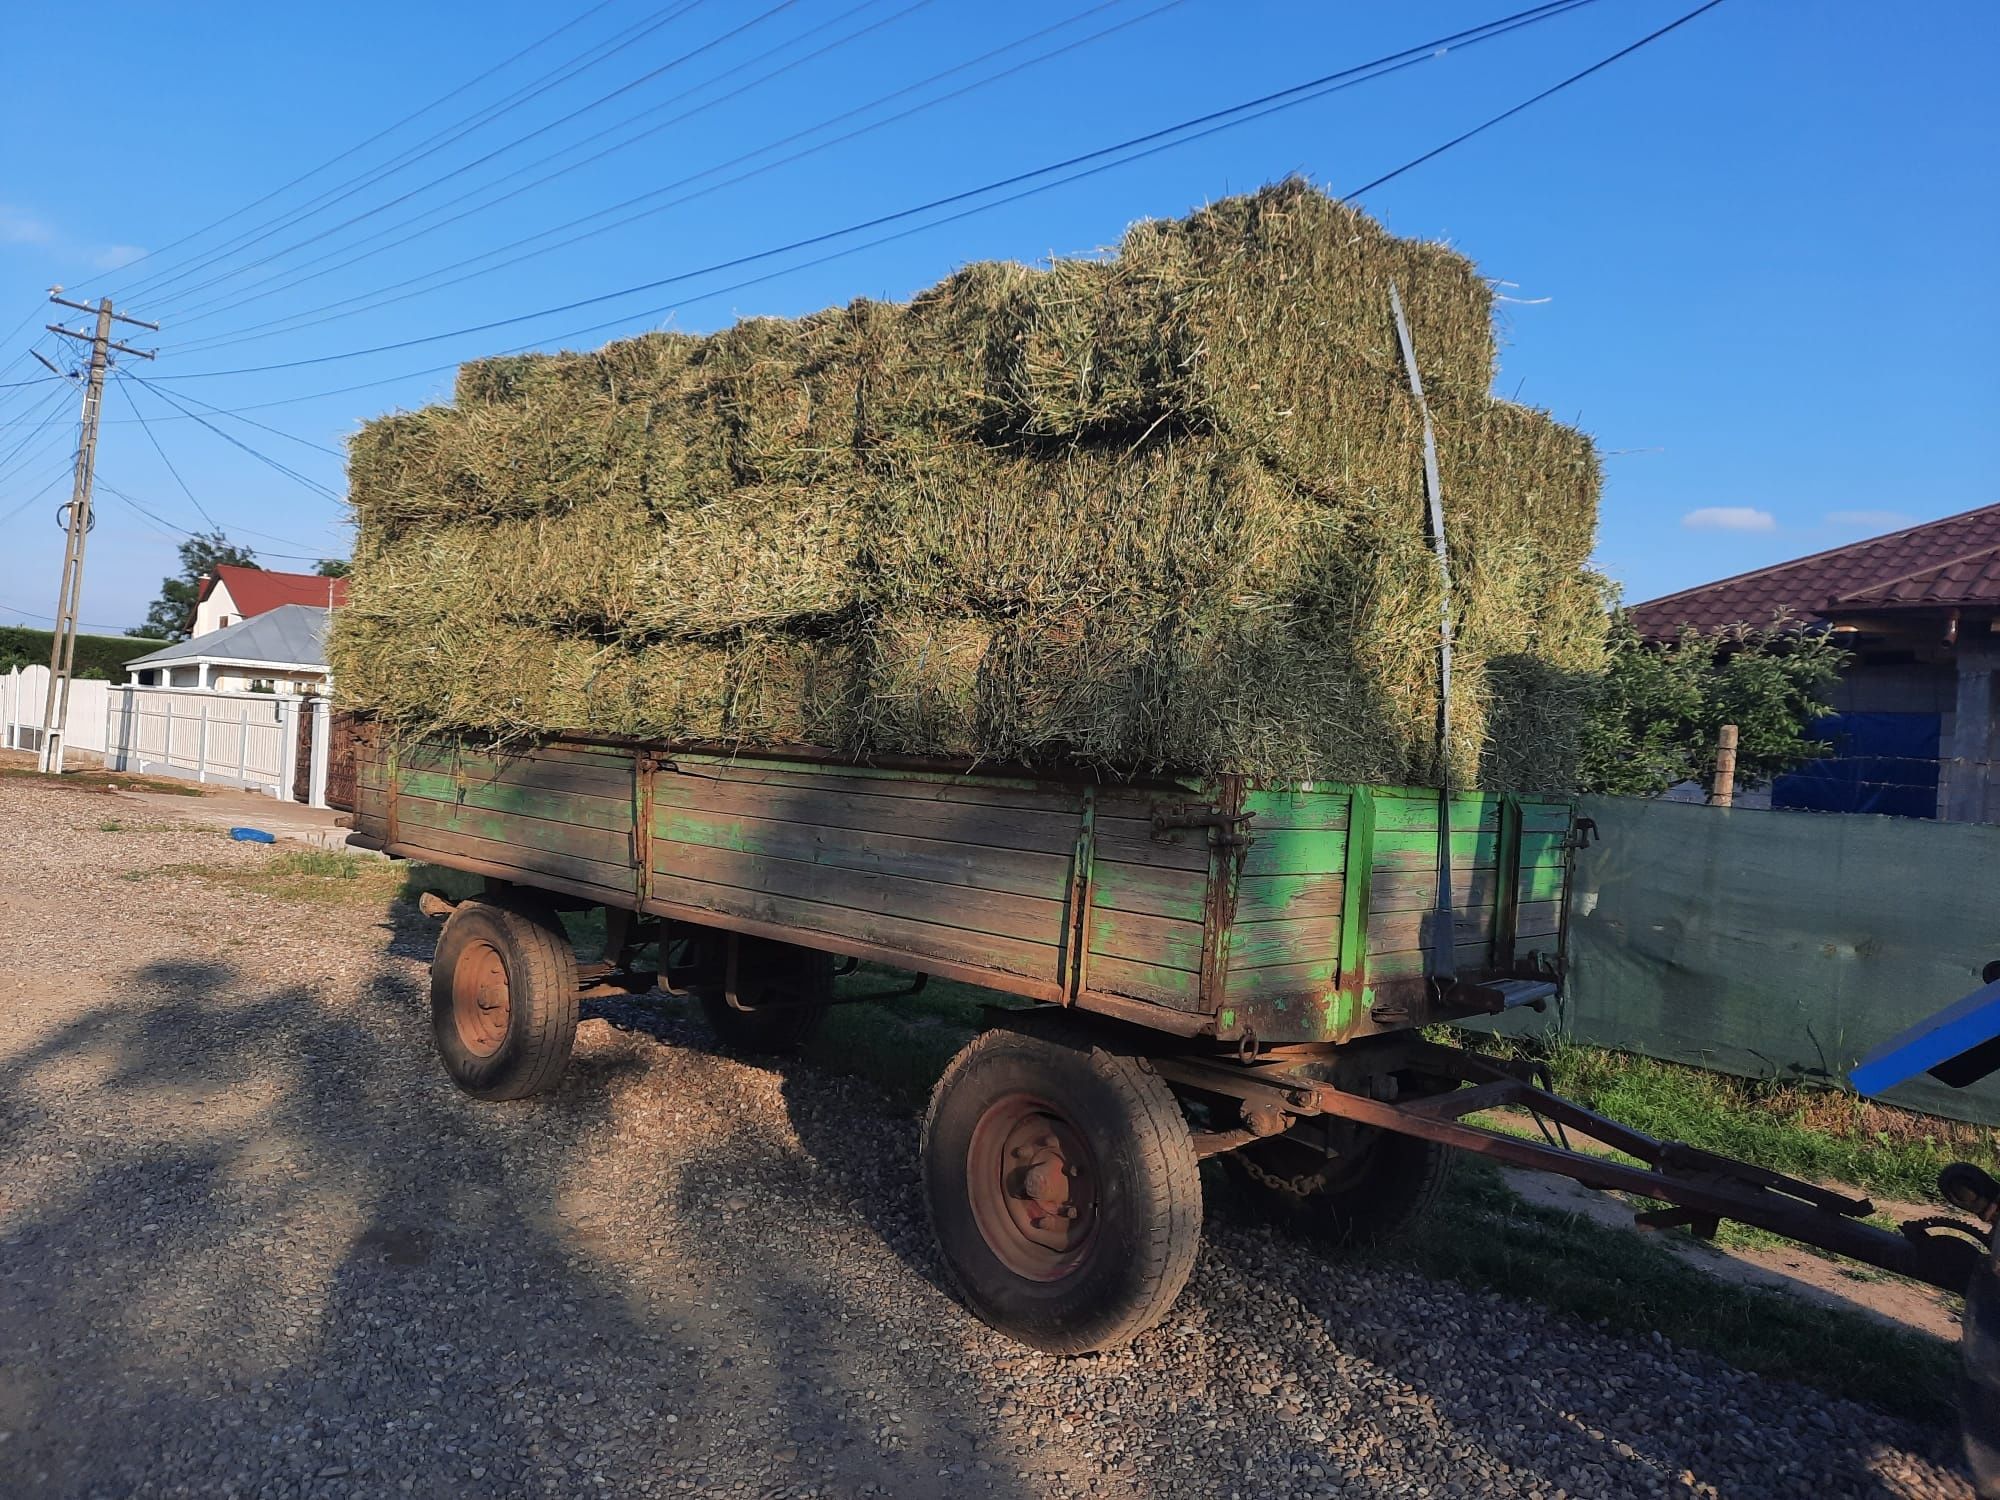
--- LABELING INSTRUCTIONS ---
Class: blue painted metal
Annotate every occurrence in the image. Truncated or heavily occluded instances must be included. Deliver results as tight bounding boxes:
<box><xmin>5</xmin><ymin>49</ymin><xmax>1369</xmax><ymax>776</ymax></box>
<box><xmin>1850</xmin><ymin>976</ymin><xmax>2000</xmax><ymax>1095</ymax></box>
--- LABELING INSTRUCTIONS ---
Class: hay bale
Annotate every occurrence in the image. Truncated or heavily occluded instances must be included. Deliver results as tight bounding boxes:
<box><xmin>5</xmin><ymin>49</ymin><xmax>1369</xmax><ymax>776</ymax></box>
<box><xmin>340</xmin><ymin>181</ymin><xmax>1606</xmax><ymax>789</ymax></box>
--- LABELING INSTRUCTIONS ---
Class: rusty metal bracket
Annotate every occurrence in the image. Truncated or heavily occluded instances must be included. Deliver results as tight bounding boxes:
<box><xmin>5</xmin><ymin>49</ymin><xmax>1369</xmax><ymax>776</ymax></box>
<box><xmin>1152</xmin><ymin>804</ymin><xmax>1256</xmax><ymax>848</ymax></box>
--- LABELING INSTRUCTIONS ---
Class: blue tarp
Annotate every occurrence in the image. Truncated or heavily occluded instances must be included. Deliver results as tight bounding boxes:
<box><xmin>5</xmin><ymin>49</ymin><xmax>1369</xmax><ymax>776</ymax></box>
<box><xmin>1771</xmin><ymin>711</ymin><xmax>1940</xmax><ymax>819</ymax></box>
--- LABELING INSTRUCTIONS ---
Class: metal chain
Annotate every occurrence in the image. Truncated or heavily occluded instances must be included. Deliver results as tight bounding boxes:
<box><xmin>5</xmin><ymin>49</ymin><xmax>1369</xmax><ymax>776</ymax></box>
<box><xmin>1238</xmin><ymin>1151</ymin><xmax>1330</xmax><ymax>1200</ymax></box>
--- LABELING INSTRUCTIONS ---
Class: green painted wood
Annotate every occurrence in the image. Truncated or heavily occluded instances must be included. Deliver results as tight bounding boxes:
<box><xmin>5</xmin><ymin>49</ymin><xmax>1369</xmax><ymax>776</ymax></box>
<box><xmin>393</xmin><ymin>768</ymin><xmax>633</xmax><ymax>834</ymax></box>
<box><xmin>1228</xmin><ymin>915</ymin><xmax>1341</xmax><ymax>971</ymax></box>
<box><xmin>1371</xmin><ymin>793</ymin><xmax>1503</xmax><ymax>833</ymax></box>
<box><xmin>1336</xmin><ymin>786</ymin><xmax>1376</xmax><ymax>1003</ymax></box>
<box><xmin>1241</xmin><ymin>786</ymin><xmax>1351</xmax><ymax>832</ymax></box>
<box><xmin>1370</xmin><ymin>828</ymin><xmax>1567</xmax><ymax>872</ymax></box>
<box><xmin>1241</xmin><ymin>826</ymin><xmax>1348</xmax><ymax>879</ymax></box>
<box><xmin>394</xmin><ymin>793</ymin><xmax>632</xmax><ymax>868</ymax></box>
<box><xmin>1368</xmin><ymin>904</ymin><xmax>1498</xmax><ymax>956</ymax></box>
<box><xmin>651</xmin><ymin>773</ymin><xmax>1082</xmax><ymax>855</ymax></box>
<box><xmin>1226</xmin><ymin>957</ymin><xmax>1339</xmax><ymax>1003</ymax></box>
<box><xmin>667</xmin><ymin>756</ymin><xmax>1091</xmax><ymax>814</ymax></box>
<box><xmin>385</xmin><ymin>820</ymin><xmax>634</xmax><ymax>900</ymax></box>
<box><xmin>1090</xmin><ymin>860</ymin><xmax>1209</xmax><ymax>922</ymax></box>
<box><xmin>1372</xmin><ymin>941</ymin><xmax>1495</xmax><ymax>980</ymax></box>
<box><xmin>653</xmin><ymin>804</ymin><xmax>1071</xmax><ymax>903</ymax></box>
<box><xmin>647</xmin><ymin>871</ymin><xmax>1060</xmax><ymax>982</ymax></box>
<box><xmin>1087</xmin><ymin>908</ymin><xmax>1205</xmax><ymax>974</ymax></box>
<box><xmin>1085</xmin><ymin>954</ymin><xmax>1203</xmax><ymax>1011</ymax></box>
<box><xmin>1234</xmin><ymin>872</ymin><xmax>1345</xmax><ymax>922</ymax></box>
<box><xmin>650</xmin><ymin>839</ymin><xmax>1066</xmax><ymax>946</ymax></box>
<box><xmin>1370</xmin><ymin>863</ymin><xmax>1565</xmax><ymax>914</ymax></box>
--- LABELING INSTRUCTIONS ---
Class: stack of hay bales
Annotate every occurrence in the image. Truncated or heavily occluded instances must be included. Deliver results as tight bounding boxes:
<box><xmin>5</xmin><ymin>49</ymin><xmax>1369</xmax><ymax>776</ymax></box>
<box><xmin>334</xmin><ymin>180</ymin><xmax>1604</xmax><ymax>789</ymax></box>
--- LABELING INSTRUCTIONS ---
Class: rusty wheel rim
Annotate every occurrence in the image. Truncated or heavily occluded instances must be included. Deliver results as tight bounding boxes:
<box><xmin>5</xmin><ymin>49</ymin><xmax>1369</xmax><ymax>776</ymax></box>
<box><xmin>451</xmin><ymin>939</ymin><xmax>511</xmax><ymax>1058</ymax></box>
<box><xmin>965</xmin><ymin>1093</ymin><xmax>1099</xmax><ymax>1282</ymax></box>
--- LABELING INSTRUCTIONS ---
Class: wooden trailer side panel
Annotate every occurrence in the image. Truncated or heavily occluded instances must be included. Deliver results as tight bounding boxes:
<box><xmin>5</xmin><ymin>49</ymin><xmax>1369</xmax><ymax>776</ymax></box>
<box><xmin>642</xmin><ymin>754</ymin><xmax>1086</xmax><ymax>1000</ymax></box>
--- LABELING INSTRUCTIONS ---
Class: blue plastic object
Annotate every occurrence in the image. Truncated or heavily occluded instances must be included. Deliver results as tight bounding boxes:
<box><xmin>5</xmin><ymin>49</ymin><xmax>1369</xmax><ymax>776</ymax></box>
<box><xmin>1851</xmin><ymin>975</ymin><xmax>2000</xmax><ymax>1096</ymax></box>
<box><xmin>228</xmin><ymin>826</ymin><xmax>277</xmax><ymax>844</ymax></box>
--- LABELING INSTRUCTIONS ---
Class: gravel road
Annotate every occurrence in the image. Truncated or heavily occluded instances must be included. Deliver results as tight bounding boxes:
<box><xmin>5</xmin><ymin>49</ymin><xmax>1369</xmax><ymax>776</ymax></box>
<box><xmin>0</xmin><ymin>777</ymin><xmax>1972</xmax><ymax>1499</ymax></box>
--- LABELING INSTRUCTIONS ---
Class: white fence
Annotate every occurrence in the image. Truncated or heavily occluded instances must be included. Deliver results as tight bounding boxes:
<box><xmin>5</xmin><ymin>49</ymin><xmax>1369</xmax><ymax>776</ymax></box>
<box><xmin>1</xmin><ymin>666</ymin><xmax>112</xmax><ymax>755</ymax></box>
<box><xmin>1</xmin><ymin>665</ymin><xmax>330</xmax><ymax>805</ymax></box>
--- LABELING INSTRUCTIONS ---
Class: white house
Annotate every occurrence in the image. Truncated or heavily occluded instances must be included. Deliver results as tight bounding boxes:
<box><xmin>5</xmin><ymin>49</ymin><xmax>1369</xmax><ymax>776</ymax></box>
<box><xmin>125</xmin><ymin>603</ymin><xmax>331</xmax><ymax>694</ymax></box>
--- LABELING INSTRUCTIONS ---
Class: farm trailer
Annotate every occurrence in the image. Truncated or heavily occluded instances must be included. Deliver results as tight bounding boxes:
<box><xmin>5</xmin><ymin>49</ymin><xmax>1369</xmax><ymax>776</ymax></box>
<box><xmin>349</xmin><ymin>728</ymin><xmax>1987</xmax><ymax>1353</ymax></box>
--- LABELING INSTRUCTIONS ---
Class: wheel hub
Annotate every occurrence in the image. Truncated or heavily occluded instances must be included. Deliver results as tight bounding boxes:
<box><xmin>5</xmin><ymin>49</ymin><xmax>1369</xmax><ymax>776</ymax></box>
<box><xmin>966</xmin><ymin>1095</ymin><xmax>1098</xmax><ymax>1281</ymax></box>
<box><xmin>451</xmin><ymin>939</ymin><xmax>511</xmax><ymax>1058</ymax></box>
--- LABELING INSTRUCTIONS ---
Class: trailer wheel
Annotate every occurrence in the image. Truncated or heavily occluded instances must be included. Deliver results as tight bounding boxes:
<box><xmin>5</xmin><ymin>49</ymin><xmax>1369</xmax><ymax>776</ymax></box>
<box><xmin>1227</xmin><ymin>1126</ymin><xmax>1451</xmax><ymax>1246</ymax></box>
<box><xmin>430</xmin><ymin>896</ymin><xmax>578</xmax><ymax>1101</ymax></box>
<box><xmin>921</xmin><ymin>1030</ymin><xmax>1202</xmax><ymax>1354</ymax></box>
<box><xmin>698</xmin><ymin>937</ymin><xmax>832</xmax><ymax>1054</ymax></box>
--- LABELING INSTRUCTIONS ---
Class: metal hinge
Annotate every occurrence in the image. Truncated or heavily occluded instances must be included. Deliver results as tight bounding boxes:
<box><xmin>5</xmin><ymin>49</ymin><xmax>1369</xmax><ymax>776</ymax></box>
<box><xmin>1151</xmin><ymin>805</ymin><xmax>1256</xmax><ymax>848</ymax></box>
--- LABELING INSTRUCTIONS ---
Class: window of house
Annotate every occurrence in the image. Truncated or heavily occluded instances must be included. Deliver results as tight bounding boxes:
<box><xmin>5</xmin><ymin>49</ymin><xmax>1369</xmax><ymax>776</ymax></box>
<box><xmin>249</xmin><ymin>678</ymin><xmax>276</xmax><ymax>694</ymax></box>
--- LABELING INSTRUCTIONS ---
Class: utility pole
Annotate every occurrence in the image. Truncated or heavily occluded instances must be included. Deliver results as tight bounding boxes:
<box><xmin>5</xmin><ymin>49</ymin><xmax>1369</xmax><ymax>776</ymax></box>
<box><xmin>37</xmin><ymin>293</ymin><xmax>156</xmax><ymax>774</ymax></box>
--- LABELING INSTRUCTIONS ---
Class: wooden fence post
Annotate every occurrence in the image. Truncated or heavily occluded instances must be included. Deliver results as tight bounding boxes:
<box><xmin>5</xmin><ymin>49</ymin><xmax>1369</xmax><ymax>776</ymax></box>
<box><xmin>1713</xmin><ymin>723</ymin><xmax>1739</xmax><ymax>808</ymax></box>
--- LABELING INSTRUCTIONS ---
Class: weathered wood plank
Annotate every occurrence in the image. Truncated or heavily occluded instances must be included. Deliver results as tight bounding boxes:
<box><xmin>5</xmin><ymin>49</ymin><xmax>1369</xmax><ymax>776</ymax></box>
<box><xmin>1227</xmin><ymin>915</ymin><xmax>1341</xmax><ymax>972</ymax></box>
<box><xmin>1371</xmin><ymin>793</ymin><xmax>1504</xmax><ymax>833</ymax></box>
<box><xmin>1090</xmin><ymin>861</ymin><xmax>1208</xmax><ymax>922</ymax></box>
<box><xmin>1370</xmin><ymin>941</ymin><xmax>1497</xmax><ymax>980</ymax></box>
<box><xmin>1241</xmin><ymin>787</ymin><xmax>1351</xmax><ymax>832</ymax></box>
<box><xmin>1087</xmin><ymin>908</ymin><xmax>1204</xmax><ymax>974</ymax></box>
<box><xmin>646</xmin><ymin>871</ymin><xmax>1059</xmax><ymax>982</ymax></box>
<box><xmin>393</xmin><ymin>794</ymin><xmax>633</xmax><ymax>868</ymax></box>
<box><xmin>654</xmin><ymin>804</ymin><xmax>1070</xmax><ymax>903</ymax></box>
<box><xmin>393</xmin><ymin>768</ymin><xmax>632</xmax><ymax>834</ymax></box>
<box><xmin>1371</xmin><ymin>862</ymin><xmax>1567</xmax><ymax>914</ymax></box>
<box><xmin>652</xmin><ymin>773</ymin><xmax>1081</xmax><ymax>855</ymax></box>
<box><xmin>1091</xmin><ymin>826</ymin><xmax>1210</xmax><ymax>872</ymax></box>
<box><xmin>1224</xmin><ymin>958</ymin><xmax>1337</xmax><ymax>1003</ymax></box>
<box><xmin>651</xmin><ymin>840</ymin><xmax>1066</xmax><ymax>947</ymax></box>
<box><xmin>668</xmin><ymin>756</ymin><xmax>1090</xmax><ymax>815</ymax></box>
<box><xmin>1241</xmin><ymin>827</ymin><xmax>1347</xmax><ymax>879</ymax></box>
<box><xmin>1372</xmin><ymin>827</ymin><xmax>1568</xmax><ymax>871</ymax></box>
<box><xmin>386</xmin><ymin>821</ymin><xmax>633</xmax><ymax>900</ymax></box>
<box><xmin>1233</xmin><ymin>872</ymin><xmax>1346</xmax><ymax>923</ymax></box>
<box><xmin>396</xmin><ymin>742</ymin><xmax>632</xmax><ymax>797</ymax></box>
<box><xmin>1368</xmin><ymin>904</ymin><xmax>1498</xmax><ymax>956</ymax></box>
<box><xmin>1084</xmin><ymin>954</ymin><xmax>1203</xmax><ymax>1012</ymax></box>
<box><xmin>1514</xmin><ymin>898</ymin><xmax>1563</xmax><ymax>939</ymax></box>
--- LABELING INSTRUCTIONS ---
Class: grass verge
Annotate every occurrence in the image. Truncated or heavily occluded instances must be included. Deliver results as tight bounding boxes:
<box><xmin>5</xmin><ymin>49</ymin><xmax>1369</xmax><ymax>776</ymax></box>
<box><xmin>1467</xmin><ymin>1034</ymin><xmax>1994</xmax><ymax>1205</ymax></box>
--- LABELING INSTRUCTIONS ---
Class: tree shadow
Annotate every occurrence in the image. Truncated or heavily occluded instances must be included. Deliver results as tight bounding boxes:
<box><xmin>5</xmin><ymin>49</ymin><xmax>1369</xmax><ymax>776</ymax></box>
<box><xmin>0</xmin><ymin>939</ymin><xmax>1044</xmax><ymax>1498</ymax></box>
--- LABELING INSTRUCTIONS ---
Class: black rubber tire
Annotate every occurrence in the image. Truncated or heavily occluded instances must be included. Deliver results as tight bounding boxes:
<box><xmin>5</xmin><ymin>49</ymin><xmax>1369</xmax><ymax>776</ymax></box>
<box><xmin>429</xmin><ymin>896</ymin><xmax>579</xmax><ymax>1101</ymax></box>
<box><xmin>920</xmin><ymin>1029</ymin><xmax>1202</xmax><ymax>1354</ymax></box>
<box><xmin>1227</xmin><ymin>1126</ymin><xmax>1451</xmax><ymax>1247</ymax></box>
<box><xmin>698</xmin><ymin>938</ymin><xmax>832</xmax><ymax>1054</ymax></box>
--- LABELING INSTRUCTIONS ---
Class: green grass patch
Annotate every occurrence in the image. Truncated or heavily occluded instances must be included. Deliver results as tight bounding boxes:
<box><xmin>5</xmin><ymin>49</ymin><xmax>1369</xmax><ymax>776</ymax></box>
<box><xmin>1469</xmin><ymin>1036</ymin><xmax>1995</xmax><ymax>1205</ymax></box>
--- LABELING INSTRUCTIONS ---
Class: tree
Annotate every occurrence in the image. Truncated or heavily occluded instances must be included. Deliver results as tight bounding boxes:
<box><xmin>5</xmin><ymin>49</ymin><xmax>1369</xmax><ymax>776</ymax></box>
<box><xmin>128</xmin><ymin>531</ymin><xmax>258</xmax><ymax>641</ymax></box>
<box><xmin>1577</xmin><ymin>614</ymin><xmax>1848</xmax><ymax>797</ymax></box>
<box><xmin>315</xmin><ymin>558</ymin><xmax>351</xmax><ymax>578</ymax></box>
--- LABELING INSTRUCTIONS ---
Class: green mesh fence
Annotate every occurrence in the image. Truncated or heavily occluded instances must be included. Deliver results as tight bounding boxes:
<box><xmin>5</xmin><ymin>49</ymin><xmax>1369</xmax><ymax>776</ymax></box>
<box><xmin>1502</xmin><ymin>794</ymin><xmax>2000</xmax><ymax>1126</ymax></box>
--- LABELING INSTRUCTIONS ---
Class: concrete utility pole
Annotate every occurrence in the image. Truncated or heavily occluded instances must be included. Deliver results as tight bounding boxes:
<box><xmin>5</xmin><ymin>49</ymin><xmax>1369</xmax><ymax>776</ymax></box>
<box><xmin>37</xmin><ymin>293</ymin><xmax>156</xmax><ymax>773</ymax></box>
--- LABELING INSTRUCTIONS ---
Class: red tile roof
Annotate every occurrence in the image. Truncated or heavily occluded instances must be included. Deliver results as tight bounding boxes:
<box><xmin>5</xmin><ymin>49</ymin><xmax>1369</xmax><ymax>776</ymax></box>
<box><xmin>1627</xmin><ymin>504</ymin><xmax>2000</xmax><ymax>641</ymax></box>
<box><xmin>203</xmin><ymin>564</ymin><xmax>348</xmax><ymax>618</ymax></box>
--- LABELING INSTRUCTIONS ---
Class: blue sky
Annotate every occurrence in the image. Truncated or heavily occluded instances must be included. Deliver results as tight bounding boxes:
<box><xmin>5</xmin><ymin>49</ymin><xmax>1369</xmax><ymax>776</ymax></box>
<box><xmin>0</xmin><ymin>0</ymin><xmax>1994</xmax><ymax>634</ymax></box>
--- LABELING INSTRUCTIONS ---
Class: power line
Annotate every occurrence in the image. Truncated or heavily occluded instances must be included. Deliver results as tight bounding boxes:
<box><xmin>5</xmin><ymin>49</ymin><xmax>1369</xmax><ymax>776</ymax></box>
<box><xmin>85</xmin><ymin>0</ymin><xmax>627</xmax><ymax>294</ymax></box>
<box><xmin>146</xmin><ymin>0</ymin><xmax>808</xmax><ymax>316</ymax></box>
<box><xmin>157</xmin><ymin>0</ymin><xmax>1602</xmax><ymax>381</ymax></box>
<box><xmin>116</xmin><ymin>375</ymin><xmax>228</xmax><ymax>532</ymax></box>
<box><xmin>0</xmin><ymin>598</ymin><xmax>145</xmax><ymax>635</ymax></box>
<box><xmin>164</xmin><ymin>0</ymin><xmax>935</xmax><ymax>337</ymax></box>
<box><xmin>122</xmin><ymin>376</ymin><xmax>344</xmax><ymax>504</ymax></box>
<box><xmin>93</xmin><ymin>479</ymin><xmax>335</xmax><ymax>564</ymax></box>
<box><xmin>1344</xmin><ymin>0</ymin><xmax>1729</xmax><ymax>199</ymax></box>
<box><xmin>121</xmin><ymin>1</ymin><xmax>716</xmax><ymax>306</ymax></box>
<box><xmin>116</xmin><ymin>376</ymin><xmax>344</xmax><ymax>457</ymax></box>
<box><xmin>167</xmin><ymin>0</ymin><xmax>1155</xmax><ymax>355</ymax></box>
<box><xmin>0</xmin><ymin>458</ymin><xmax>82</xmax><ymax>530</ymax></box>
